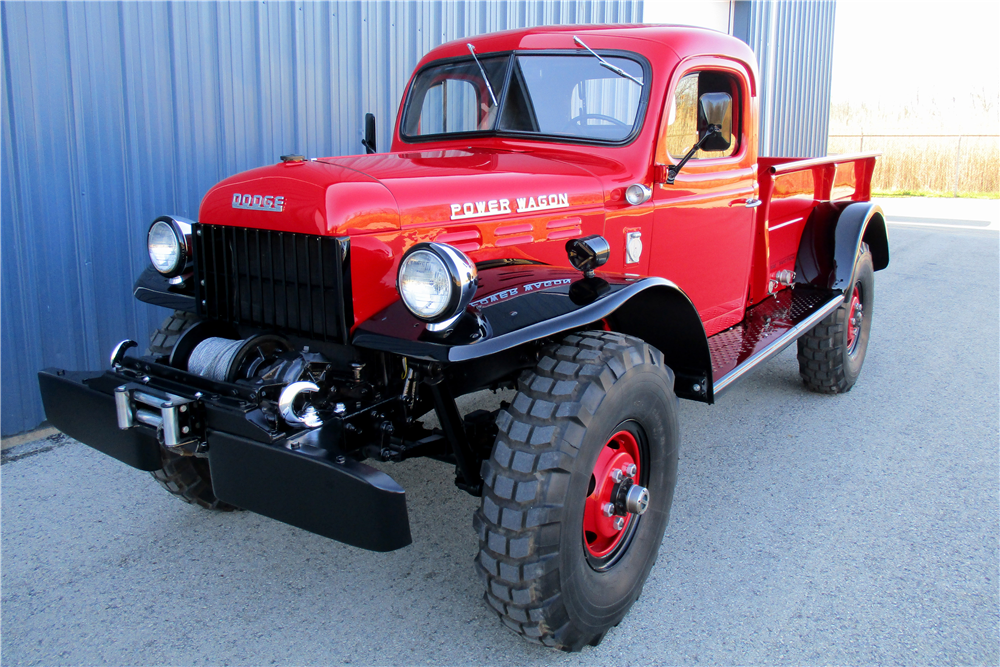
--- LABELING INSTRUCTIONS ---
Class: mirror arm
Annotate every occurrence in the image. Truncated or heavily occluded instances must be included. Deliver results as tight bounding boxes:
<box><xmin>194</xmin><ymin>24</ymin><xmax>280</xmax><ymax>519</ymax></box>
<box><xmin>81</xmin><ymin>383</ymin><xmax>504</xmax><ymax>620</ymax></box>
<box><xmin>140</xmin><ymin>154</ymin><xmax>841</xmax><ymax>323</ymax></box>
<box><xmin>665</xmin><ymin>126</ymin><xmax>721</xmax><ymax>185</ymax></box>
<box><xmin>362</xmin><ymin>112</ymin><xmax>377</xmax><ymax>154</ymax></box>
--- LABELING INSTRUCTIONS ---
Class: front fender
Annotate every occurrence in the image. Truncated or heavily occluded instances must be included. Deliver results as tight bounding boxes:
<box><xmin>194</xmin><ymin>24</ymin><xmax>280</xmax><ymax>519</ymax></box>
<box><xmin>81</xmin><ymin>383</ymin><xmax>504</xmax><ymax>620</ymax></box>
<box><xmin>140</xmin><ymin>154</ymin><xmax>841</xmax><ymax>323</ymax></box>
<box><xmin>133</xmin><ymin>265</ymin><xmax>196</xmax><ymax>312</ymax></box>
<box><xmin>796</xmin><ymin>201</ymin><xmax>889</xmax><ymax>292</ymax></box>
<box><xmin>352</xmin><ymin>264</ymin><xmax>714</xmax><ymax>402</ymax></box>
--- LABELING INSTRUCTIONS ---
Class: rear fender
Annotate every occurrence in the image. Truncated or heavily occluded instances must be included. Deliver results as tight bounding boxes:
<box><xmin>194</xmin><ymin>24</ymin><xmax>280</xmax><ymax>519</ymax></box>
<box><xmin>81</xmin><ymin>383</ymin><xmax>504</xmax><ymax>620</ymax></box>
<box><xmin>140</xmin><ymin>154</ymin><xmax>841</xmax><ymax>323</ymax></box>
<box><xmin>352</xmin><ymin>264</ymin><xmax>714</xmax><ymax>402</ymax></box>
<box><xmin>796</xmin><ymin>202</ymin><xmax>889</xmax><ymax>292</ymax></box>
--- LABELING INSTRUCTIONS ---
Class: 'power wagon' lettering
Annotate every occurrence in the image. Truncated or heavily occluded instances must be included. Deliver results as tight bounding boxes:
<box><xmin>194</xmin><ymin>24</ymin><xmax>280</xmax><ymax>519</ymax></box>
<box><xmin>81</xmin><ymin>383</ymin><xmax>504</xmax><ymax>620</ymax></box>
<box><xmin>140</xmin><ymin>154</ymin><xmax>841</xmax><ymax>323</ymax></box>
<box><xmin>450</xmin><ymin>199</ymin><xmax>511</xmax><ymax>220</ymax></box>
<box><xmin>515</xmin><ymin>193</ymin><xmax>569</xmax><ymax>213</ymax></box>
<box><xmin>469</xmin><ymin>278</ymin><xmax>571</xmax><ymax>309</ymax></box>
<box><xmin>449</xmin><ymin>192</ymin><xmax>568</xmax><ymax>220</ymax></box>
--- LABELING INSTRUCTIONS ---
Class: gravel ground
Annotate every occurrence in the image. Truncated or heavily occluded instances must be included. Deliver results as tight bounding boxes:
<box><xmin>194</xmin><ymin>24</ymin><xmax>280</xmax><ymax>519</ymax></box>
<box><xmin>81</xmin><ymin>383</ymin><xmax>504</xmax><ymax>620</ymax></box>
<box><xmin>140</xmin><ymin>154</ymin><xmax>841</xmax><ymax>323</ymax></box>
<box><xmin>2</xmin><ymin>223</ymin><xmax>997</xmax><ymax>666</ymax></box>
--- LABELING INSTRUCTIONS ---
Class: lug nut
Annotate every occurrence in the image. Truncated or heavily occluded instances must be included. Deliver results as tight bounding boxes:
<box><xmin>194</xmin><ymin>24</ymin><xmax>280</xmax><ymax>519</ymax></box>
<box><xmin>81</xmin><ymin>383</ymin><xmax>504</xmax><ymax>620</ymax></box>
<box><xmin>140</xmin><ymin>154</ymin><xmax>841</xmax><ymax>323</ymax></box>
<box><xmin>609</xmin><ymin>469</ymin><xmax>624</xmax><ymax>483</ymax></box>
<box><xmin>602</xmin><ymin>502</ymin><xmax>615</xmax><ymax>517</ymax></box>
<box><xmin>613</xmin><ymin>516</ymin><xmax>625</xmax><ymax>531</ymax></box>
<box><xmin>622</xmin><ymin>463</ymin><xmax>637</xmax><ymax>478</ymax></box>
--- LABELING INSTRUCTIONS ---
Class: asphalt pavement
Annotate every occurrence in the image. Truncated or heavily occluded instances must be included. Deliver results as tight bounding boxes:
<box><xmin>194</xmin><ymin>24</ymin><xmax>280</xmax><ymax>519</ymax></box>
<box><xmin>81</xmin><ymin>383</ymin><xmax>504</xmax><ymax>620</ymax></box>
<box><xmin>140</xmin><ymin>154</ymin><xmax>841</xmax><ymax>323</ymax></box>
<box><xmin>2</xmin><ymin>199</ymin><xmax>998</xmax><ymax>665</ymax></box>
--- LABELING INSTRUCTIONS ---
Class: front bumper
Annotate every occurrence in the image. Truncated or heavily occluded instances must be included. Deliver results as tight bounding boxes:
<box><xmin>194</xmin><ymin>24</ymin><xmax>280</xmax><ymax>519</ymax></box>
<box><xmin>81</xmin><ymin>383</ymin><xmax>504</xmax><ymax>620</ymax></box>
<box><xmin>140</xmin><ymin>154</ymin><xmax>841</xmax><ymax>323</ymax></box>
<box><xmin>38</xmin><ymin>368</ymin><xmax>412</xmax><ymax>552</ymax></box>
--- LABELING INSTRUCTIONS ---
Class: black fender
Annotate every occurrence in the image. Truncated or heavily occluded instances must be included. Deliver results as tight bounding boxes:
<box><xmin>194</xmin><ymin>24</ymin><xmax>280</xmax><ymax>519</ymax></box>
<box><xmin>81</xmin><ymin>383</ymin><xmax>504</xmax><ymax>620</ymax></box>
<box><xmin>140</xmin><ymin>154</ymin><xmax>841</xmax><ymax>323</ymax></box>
<box><xmin>352</xmin><ymin>264</ymin><xmax>713</xmax><ymax>402</ymax></box>
<box><xmin>796</xmin><ymin>201</ymin><xmax>889</xmax><ymax>292</ymax></box>
<box><xmin>133</xmin><ymin>265</ymin><xmax>196</xmax><ymax>312</ymax></box>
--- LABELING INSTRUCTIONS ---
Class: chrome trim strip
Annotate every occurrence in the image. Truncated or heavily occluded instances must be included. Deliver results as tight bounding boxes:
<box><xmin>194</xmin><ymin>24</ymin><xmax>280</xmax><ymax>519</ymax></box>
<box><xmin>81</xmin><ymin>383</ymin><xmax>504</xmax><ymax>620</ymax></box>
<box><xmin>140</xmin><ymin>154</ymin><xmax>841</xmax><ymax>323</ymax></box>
<box><xmin>768</xmin><ymin>216</ymin><xmax>803</xmax><ymax>231</ymax></box>
<box><xmin>713</xmin><ymin>293</ymin><xmax>845</xmax><ymax>397</ymax></box>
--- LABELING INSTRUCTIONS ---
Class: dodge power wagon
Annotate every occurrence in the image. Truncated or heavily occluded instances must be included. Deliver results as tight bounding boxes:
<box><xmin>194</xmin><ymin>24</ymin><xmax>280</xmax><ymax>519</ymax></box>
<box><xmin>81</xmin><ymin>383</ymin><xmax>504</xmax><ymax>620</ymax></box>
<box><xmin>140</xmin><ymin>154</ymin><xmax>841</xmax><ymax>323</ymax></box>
<box><xmin>39</xmin><ymin>25</ymin><xmax>887</xmax><ymax>650</ymax></box>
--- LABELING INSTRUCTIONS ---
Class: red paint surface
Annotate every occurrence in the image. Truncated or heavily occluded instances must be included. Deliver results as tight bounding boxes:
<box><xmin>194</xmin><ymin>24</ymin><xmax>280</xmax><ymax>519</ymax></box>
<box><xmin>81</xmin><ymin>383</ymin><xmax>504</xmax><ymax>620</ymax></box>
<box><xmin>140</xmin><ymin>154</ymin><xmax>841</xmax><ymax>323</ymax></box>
<box><xmin>583</xmin><ymin>430</ymin><xmax>641</xmax><ymax>558</ymax></box>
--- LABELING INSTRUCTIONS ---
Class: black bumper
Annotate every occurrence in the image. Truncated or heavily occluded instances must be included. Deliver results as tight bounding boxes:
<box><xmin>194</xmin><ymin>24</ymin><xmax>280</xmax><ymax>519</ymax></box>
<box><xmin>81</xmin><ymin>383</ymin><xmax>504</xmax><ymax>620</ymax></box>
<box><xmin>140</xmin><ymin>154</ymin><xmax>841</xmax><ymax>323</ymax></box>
<box><xmin>38</xmin><ymin>368</ymin><xmax>412</xmax><ymax>552</ymax></box>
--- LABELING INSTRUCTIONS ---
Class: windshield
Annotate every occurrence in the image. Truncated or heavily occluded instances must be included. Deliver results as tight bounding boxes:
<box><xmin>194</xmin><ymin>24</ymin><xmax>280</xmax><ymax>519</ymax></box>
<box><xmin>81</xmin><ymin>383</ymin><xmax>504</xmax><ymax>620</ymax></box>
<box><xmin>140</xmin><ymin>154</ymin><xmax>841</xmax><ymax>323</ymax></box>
<box><xmin>401</xmin><ymin>52</ymin><xmax>646</xmax><ymax>143</ymax></box>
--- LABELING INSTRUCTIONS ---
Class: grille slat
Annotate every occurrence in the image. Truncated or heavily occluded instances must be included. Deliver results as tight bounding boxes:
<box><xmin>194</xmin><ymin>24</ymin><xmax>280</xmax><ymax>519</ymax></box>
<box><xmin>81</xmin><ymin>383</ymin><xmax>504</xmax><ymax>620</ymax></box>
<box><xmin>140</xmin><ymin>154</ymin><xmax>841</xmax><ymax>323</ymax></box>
<box><xmin>318</xmin><ymin>238</ymin><xmax>328</xmax><ymax>335</ymax></box>
<box><xmin>194</xmin><ymin>224</ymin><xmax>348</xmax><ymax>343</ymax></box>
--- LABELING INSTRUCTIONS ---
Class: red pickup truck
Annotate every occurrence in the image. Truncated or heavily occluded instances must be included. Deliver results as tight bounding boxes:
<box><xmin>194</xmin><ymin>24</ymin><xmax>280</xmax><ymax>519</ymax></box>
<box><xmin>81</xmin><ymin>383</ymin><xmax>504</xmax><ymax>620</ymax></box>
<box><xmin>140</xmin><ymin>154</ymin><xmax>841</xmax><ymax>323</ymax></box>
<box><xmin>39</xmin><ymin>24</ymin><xmax>887</xmax><ymax>650</ymax></box>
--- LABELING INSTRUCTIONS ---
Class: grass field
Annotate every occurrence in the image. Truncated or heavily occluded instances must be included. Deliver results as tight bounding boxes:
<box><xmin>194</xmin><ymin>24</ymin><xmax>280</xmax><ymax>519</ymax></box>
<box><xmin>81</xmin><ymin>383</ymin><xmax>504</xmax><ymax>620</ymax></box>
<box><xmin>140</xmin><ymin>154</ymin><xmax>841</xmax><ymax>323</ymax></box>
<box><xmin>827</xmin><ymin>98</ymin><xmax>999</xmax><ymax>196</ymax></box>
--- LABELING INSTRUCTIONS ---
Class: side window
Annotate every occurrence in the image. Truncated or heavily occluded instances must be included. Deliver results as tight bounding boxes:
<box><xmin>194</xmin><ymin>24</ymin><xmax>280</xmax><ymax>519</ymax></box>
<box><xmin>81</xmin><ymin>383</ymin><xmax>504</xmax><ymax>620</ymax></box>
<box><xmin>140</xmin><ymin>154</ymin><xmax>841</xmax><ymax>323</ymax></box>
<box><xmin>416</xmin><ymin>79</ymin><xmax>482</xmax><ymax>135</ymax></box>
<box><xmin>664</xmin><ymin>71</ymin><xmax>739</xmax><ymax>159</ymax></box>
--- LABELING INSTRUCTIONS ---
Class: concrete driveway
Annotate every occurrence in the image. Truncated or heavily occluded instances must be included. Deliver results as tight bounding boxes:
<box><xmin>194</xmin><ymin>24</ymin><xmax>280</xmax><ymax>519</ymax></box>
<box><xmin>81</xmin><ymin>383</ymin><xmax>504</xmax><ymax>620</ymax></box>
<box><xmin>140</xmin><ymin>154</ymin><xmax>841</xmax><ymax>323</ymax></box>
<box><xmin>3</xmin><ymin>199</ymin><xmax>998</xmax><ymax>665</ymax></box>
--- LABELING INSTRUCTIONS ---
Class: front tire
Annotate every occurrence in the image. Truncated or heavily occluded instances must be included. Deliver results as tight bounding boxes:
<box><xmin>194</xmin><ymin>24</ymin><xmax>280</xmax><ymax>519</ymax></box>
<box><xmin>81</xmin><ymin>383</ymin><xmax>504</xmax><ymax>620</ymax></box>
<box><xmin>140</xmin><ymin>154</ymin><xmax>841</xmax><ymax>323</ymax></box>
<box><xmin>146</xmin><ymin>310</ymin><xmax>236</xmax><ymax>511</ymax></box>
<box><xmin>475</xmin><ymin>331</ymin><xmax>679</xmax><ymax>650</ymax></box>
<box><xmin>152</xmin><ymin>448</ymin><xmax>236</xmax><ymax>511</ymax></box>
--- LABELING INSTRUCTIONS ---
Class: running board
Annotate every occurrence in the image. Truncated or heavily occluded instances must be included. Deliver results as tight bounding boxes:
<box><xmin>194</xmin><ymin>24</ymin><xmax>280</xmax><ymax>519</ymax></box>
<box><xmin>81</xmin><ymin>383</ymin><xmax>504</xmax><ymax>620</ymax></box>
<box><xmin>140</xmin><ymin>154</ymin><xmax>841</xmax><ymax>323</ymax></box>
<box><xmin>709</xmin><ymin>287</ymin><xmax>844</xmax><ymax>399</ymax></box>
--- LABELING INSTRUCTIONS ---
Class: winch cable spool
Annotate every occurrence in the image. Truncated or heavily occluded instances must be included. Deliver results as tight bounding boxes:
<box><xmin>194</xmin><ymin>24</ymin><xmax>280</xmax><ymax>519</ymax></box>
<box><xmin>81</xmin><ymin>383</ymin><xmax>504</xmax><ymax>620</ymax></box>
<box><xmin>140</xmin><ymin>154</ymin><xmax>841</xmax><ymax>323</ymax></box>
<box><xmin>187</xmin><ymin>337</ymin><xmax>245</xmax><ymax>382</ymax></box>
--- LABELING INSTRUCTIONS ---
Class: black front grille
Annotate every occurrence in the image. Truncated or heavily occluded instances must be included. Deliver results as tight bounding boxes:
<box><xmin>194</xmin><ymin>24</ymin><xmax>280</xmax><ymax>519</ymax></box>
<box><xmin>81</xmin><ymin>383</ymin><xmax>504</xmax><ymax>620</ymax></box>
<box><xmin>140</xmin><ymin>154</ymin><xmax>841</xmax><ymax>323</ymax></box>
<box><xmin>194</xmin><ymin>224</ymin><xmax>351</xmax><ymax>343</ymax></box>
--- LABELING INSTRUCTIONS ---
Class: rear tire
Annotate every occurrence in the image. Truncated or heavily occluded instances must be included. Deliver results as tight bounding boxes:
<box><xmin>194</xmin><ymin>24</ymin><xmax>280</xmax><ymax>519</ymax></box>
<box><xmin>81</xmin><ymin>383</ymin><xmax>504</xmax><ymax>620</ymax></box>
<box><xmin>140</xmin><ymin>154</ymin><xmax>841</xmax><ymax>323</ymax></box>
<box><xmin>797</xmin><ymin>244</ymin><xmax>875</xmax><ymax>393</ymax></box>
<box><xmin>475</xmin><ymin>331</ymin><xmax>679</xmax><ymax>651</ymax></box>
<box><xmin>146</xmin><ymin>309</ymin><xmax>236</xmax><ymax>511</ymax></box>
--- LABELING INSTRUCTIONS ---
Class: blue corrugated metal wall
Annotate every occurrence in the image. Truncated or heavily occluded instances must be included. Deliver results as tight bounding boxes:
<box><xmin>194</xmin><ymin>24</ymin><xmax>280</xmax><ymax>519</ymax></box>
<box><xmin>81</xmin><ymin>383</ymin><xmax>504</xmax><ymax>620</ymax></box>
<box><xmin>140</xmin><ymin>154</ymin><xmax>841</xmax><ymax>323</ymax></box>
<box><xmin>733</xmin><ymin>0</ymin><xmax>836</xmax><ymax>157</ymax></box>
<box><xmin>1</xmin><ymin>0</ymin><xmax>643</xmax><ymax>436</ymax></box>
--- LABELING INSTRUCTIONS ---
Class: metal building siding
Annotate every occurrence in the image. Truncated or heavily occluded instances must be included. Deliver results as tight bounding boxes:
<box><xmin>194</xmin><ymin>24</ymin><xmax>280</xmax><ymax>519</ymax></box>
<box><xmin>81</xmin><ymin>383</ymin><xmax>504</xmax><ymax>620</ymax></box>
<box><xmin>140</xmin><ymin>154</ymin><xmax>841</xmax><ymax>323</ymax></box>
<box><xmin>0</xmin><ymin>0</ymin><xmax>642</xmax><ymax>436</ymax></box>
<box><xmin>733</xmin><ymin>0</ymin><xmax>836</xmax><ymax>157</ymax></box>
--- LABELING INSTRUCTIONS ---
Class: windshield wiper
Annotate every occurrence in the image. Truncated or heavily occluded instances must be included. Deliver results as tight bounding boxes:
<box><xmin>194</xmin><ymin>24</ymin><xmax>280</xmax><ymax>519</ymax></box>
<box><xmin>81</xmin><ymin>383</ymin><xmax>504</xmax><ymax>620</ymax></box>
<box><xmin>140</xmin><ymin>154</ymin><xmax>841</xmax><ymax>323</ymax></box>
<box><xmin>467</xmin><ymin>44</ymin><xmax>498</xmax><ymax>106</ymax></box>
<box><xmin>572</xmin><ymin>36</ymin><xmax>643</xmax><ymax>87</ymax></box>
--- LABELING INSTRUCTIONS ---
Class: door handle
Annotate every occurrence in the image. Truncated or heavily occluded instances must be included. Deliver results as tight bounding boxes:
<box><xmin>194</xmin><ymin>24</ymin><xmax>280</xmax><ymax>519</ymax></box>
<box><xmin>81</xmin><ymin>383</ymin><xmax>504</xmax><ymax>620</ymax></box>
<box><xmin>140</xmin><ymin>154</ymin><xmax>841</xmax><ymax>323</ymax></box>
<box><xmin>745</xmin><ymin>198</ymin><xmax>762</xmax><ymax>208</ymax></box>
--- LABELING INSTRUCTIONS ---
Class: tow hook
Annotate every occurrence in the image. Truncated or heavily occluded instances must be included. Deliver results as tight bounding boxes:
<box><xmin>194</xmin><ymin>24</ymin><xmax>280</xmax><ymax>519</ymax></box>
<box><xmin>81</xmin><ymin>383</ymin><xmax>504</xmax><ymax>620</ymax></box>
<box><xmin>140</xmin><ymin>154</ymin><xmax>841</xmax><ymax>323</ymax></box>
<box><xmin>278</xmin><ymin>381</ymin><xmax>324</xmax><ymax>428</ymax></box>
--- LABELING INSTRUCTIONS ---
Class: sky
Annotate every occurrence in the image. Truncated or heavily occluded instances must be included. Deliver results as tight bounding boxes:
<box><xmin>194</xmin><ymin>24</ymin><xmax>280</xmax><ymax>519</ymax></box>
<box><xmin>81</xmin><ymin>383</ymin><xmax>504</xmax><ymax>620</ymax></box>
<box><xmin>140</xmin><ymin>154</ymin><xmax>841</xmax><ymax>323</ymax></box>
<box><xmin>830</xmin><ymin>0</ymin><xmax>1000</xmax><ymax>111</ymax></box>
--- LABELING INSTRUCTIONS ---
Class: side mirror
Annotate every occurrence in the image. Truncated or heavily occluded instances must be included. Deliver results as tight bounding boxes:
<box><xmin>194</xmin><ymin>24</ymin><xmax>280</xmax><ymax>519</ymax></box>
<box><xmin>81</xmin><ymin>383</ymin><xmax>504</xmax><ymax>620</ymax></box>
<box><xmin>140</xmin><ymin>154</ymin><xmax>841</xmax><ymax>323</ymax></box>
<box><xmin>665</xmin><ymin>91</ymin><xmax>734</xmax><ymax>185</ymax></box>
<box><xmin>362</xmin><ymin>113</ymin><xmax>377</xmax><ymax>154</ymax></box>
<box><xmin>697</xmin><ymin>92</ymin><xmax>732</xmax><ymax>152</ymax></box>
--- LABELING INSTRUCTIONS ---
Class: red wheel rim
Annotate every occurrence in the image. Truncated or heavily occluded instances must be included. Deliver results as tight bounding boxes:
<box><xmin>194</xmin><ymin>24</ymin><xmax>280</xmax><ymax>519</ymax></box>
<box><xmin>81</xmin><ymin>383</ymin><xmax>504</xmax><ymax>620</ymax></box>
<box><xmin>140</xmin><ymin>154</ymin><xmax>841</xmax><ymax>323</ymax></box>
<box><xmin>846</xmin><ymin>283</ymin><xmax>862</xmax><ymax>354</ymax></box>
<box><xmin>583</xmin><ymin>430</ymin><xmax>641</xmax><ymax>558</ymax></box>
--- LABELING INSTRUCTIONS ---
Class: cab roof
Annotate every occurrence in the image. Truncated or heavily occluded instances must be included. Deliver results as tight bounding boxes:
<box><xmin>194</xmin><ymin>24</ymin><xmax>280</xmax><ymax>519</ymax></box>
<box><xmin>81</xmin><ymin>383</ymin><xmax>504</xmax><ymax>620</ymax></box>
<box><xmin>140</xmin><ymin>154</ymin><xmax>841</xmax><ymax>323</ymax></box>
<box><xmin>417</xmin><ymin>23</ymin><xmax>757</xmax><ymax>76</ymax></box>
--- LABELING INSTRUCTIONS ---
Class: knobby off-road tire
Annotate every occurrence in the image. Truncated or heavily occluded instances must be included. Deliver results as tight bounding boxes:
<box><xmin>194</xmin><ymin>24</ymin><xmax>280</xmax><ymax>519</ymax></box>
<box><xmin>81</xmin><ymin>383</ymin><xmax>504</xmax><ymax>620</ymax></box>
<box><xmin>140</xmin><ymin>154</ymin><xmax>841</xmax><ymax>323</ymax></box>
<box><xmin>475</xmin><ymin>331</ymin><xmax>679</xmax><ymax>651</ymax></box>
<box><xmin>152</xmin><ymin>449</ymin><xmax>236</xmax><ymax>511</ymax></box>
<box><xmin>146</xmin><ymin>310</ymin><xmax>236</xmax><ymax>511</ymax></box>
<box><xmin>798</xmin><ymin>243</ymin><xmax>875</xmax><ymax>393</ymax></box>
<box><xmin>147</xmin><ymin>309</ymin><xmax>200</xmax><ymax>356</ymax></box>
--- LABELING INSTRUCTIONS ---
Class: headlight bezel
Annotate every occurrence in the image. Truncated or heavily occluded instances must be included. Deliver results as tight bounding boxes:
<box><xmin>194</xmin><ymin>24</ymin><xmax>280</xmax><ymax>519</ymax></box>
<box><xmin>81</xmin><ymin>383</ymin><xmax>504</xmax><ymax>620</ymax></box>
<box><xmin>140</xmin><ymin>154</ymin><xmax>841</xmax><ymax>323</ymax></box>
<box><xmin>147</xmin><ymin>215</ymin><xmax>194</xmax><ymax>278</ymax></box>
<box><xmin>397</xmin><ymin>242</ymin><xmax>478</xmax><ymax>324</ymax></box>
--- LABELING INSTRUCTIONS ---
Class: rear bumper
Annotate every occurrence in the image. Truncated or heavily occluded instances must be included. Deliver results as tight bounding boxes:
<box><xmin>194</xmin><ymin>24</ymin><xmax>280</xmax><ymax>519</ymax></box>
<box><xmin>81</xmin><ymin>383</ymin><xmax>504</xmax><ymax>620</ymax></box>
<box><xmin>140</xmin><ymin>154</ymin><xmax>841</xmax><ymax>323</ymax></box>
<box><xmin>38</xmin><ymin>368</ymin><xmax>412</xmax><ymax>552</ymax></box>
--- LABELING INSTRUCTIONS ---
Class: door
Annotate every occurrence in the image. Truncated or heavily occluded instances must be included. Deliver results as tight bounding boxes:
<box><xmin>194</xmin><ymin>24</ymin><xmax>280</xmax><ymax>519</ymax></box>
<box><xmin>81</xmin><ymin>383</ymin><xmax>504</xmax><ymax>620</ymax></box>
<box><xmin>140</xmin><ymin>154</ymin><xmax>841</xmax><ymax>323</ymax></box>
<box><xmin>649</xmin><ymin>65</ymin><xmax>758</xmax><ymax>337</ymax></box>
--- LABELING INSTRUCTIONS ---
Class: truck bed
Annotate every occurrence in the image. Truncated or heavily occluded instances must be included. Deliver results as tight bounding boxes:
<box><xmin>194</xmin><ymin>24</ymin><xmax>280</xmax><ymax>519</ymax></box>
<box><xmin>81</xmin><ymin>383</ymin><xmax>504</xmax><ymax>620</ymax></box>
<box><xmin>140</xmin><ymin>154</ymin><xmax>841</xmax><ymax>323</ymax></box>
<box><xmin>748</xmin><ymin>152</ymin><xmax>880</xmax><ymax>306</ymax></box>
<box><xmin>708</xmin><ymin>151</ymin><xmax>880</xmax><ymax>398</ymax></box>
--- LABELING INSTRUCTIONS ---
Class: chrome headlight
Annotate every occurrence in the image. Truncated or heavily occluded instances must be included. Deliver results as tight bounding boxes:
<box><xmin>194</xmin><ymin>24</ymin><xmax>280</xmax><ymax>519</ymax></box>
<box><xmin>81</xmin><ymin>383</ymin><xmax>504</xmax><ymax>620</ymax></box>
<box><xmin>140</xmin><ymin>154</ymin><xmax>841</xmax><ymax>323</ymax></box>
<box><xmin>397</xmin><ymin>242</ymin><xmax>477</xmax><ymax>324</ymax></box>
<box><xmin>147</xmin><ymin>216</ymin><xmax>193</xmax><ymax>277</ymax></box>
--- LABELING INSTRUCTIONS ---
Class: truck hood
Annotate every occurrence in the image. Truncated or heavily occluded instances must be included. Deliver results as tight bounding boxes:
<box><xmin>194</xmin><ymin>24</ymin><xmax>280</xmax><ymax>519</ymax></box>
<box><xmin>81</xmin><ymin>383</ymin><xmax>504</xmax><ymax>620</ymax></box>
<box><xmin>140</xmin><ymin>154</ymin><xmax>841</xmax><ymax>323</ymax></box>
<box><xmin>199</xmin><ymin>148</ymin><xmax>605</xmax><ymax>240</ymax></box>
